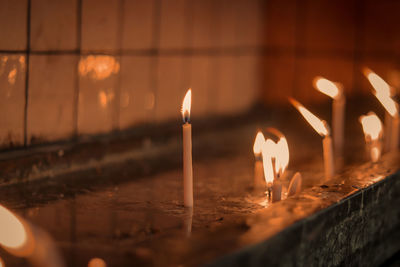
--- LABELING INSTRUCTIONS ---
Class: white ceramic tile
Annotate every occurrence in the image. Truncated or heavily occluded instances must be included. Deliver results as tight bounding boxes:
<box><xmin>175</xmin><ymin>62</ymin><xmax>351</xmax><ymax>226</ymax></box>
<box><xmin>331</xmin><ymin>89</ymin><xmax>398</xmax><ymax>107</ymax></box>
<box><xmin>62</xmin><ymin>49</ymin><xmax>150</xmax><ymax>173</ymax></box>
<box><xmin>0</xmin><ymin>54</ymin><xmax>26</xmax><ymax>147</ymax></box>
<box><xmin>122</xmin><ymin>0</ymin><xmax>156</xmax><ymax>50</ymax></box>
<box><xmin>234</xmin><ymin>55</ymin><xmax>259</xmax><ymax>112</ymax></box>
<box><xmin>208</xmin><ymin>55</ymin><xmax>237</xmax><ymax>115</ymax></box>
<box><xmin>0</xmin><ymin>0</ymin><xmax>27</xmax><ymax>50</ymax></box>
<box><xmin>236</xmin><ymin>0</ymin><xmax>263</xmax><ymax>46</ymax></box>
<box><xmin>155</xmin><ymin>56</ymin><xmax>185</xmax><ymax>121</ymax></box>
<box><xmin>189</xmin><ymin>55</ymin><xmax>210</xmax><ymax>117</ymax></box>
<box><xmin>28</xmin><ymin>55</ymin><xmax>76</xmax><ymax>143</ymax></box>
<box><xmin>78</xmin><ymin>55</ymin><xmax>120</xmax><ymax>134</ymax></box>
<box><xmin>81</xmin><ymin>0</ymin><xmax>119</xmax><ymax>51</ymax></box>
<box><xmin>31</xmin><ymin>0</ymin><xmax>78</xmax><ymax>51</ymax></box>
<box><xmin>119</xmin><ymin>55</ymin><xmax>154</xmax><ymax>129</ymax></box>
<box><xmin>159</xmin><ymin>0</ymin><xmax>188</xmax><ymax>49</ymax></box>
<box><xmin>191</xmin><ymin>0</ymin><xmax>217</xmax><ymax>49</ymax></box>
<box><xmin>215</xmin><ymin>0</ymin><xmax>238</xmax><ymax>48</ymax></box>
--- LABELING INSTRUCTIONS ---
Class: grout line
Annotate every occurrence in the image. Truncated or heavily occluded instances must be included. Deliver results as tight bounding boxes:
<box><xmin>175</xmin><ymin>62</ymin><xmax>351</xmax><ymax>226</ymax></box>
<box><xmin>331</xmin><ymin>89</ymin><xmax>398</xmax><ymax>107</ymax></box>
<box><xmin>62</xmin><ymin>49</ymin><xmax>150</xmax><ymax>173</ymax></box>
<box><xmin>72</xmin><ymin>0</ymin><xmax>83</xmax><ymax>138</ymax></box>
<box><xmin>0</xmin><ymin>47</ymin><xmax>398</xmax><ymax>60</ymax></box>
<box><xmin>23</xmin><ymin>0</ymin><xmax>32</xmax><ymax>147</ymax></box>
<box><xmin>149</xmin><ymin>0</ymin><xmax>162</xmax><ymax>120</ymax></box>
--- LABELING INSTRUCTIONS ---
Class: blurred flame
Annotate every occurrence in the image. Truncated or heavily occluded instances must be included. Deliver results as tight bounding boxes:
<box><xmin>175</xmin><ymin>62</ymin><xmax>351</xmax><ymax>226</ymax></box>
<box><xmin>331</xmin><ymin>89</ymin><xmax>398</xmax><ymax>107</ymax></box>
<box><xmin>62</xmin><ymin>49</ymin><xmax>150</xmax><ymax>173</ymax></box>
<box><xmin>0</xmin><ymin>205</ymin><xmax>27</xmax><ymax>250</ymax></box>
<box><xmin>363</xmin><ymin>68</ymin><xmax>392</xmax><ymax>97</ymax></box>
<box><xmin>313</xmin><ymin>76</ymin><xmax>341</xmax><ymax>99</ymax></box>
<box><xmin>275</xmin><ymin>137</ymin><xmax>289</xmax><ymax>175</ymax></box>
<box><xmin>363</xmin><ymin>68</ymin><xmax>398</xmax><ymax>117</ymax></box>
<box><xmin>261</xmin><ymin>139</ymin><xmax>276</xmax><ymax>184</ymax></box>
<box><xmin>359</xmin><ymin>112</ymin><xmax>383</xmax><ymax>141</ymax></box>
<box><xmin>261</xmin><ymin>135</ymin><xmax>289</xmax><ymax>183</ymax></box>
<box><xmin>375</xmin><ymin>93</ymin><xmax>398</xmax><ymax>117</ymax></box>
<box><xmin>289</xmin><ymin>98</ymin><xmax>329</xmax><ymax>136</ymax></box>
<box><xmin>253</xmin><ymin>131</ymin><xmax>265</xmax><ymax>156</ymax></box>
<box><xmin>181</xmin><ymin>89</ymin><xmax>191</xmax><ymax>122</ymax></box>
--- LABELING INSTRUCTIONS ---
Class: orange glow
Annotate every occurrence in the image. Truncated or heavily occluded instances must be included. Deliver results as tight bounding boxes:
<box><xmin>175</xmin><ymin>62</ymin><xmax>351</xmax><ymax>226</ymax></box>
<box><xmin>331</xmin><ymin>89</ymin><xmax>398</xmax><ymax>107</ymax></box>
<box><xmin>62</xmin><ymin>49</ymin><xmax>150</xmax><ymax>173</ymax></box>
<box><xmin>359</xmin><ymin>112</ymin><xmax>383</xmax><ymax>141</ymax></box>
<box><xmin>289</xmin><ymin>98</ymin><xmax>329</xmax><ymax>136</ymax></box>
<box><xmin>0</xmin><ymin>257</ymin><xmax>3</xmax><ymax>267</ymax></box>
<box><xmin>261</xmin><ymin>139</ymin><xmax>276</xmax><ymax>184</ymax></box>
<box><xmin>79</xmin><ymin>56</ymin><xmax>120</xmax><ymax>80</ymax></box>
<box><xmin>313</xmin><ymin>76</ymin><xmax>341</xmax><ymax>99</ymax></box>
<box><xmin>181</xmin><ymin>89</ymin><xmax>192</xmax><ymax>122</ymax></box>
<box><xmin>88</xmin><ymin>258</ymin><xmax>107</xmax><ymax>267</ymax></box>
<box><xmin>0</xmin><ymin>205</ymin><xmax>27</xmax><ymax>250</ymax></box>
<box><xmin>363</xmin><ymin>68</ymin><xmax>398</xmax><ymax>117</ymax></box>
<box><xmin>253</xmin><ymin>131</ymin><xmax>265</xmax><ymax>156</ymax></box>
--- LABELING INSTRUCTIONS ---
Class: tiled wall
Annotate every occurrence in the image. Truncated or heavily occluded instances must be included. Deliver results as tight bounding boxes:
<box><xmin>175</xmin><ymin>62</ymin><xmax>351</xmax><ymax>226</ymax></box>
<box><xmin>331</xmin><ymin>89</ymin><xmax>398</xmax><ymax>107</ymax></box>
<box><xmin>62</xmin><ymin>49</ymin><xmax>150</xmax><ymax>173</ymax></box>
<box><xmin>0</xmin><ymin>0</ymin><xmax>264</xmax><ymax>149</ymax></box>
<box><xmin>262</xmin><ymin>0</ymin><xmax>400</xmax><ymax>105</ymax></box>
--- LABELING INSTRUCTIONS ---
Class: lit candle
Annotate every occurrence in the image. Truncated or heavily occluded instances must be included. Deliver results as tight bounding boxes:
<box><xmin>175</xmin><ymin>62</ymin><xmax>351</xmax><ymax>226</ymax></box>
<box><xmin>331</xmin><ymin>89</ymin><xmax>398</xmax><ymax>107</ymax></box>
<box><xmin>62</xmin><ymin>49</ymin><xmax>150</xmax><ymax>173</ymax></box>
<box><xmin>266</xmin><ymin>128</ymin><xmax>290</xmax><ymax>179</ymax></box>
<box><xmin>262</xmin><ymin>139</ymin><xmax>281</xmax><ymax>202</ymax></box>
<box><xmin>359</xmin><ymin>112</ymin><xmax>383</xmax><ymax>162</ymax></box>
<box><xmin>181</xmin><ymin>89</ymin><xmax>193</xmax><ymax>207</ymax></box>
<box><xmin>261</xmin><ymin>135</ymin><xmax>289</xmax><ymax>202</ymax></box>
<box><xmin>289</xmin><ymin>98</ymin><xmax>335</xmax><ymax>180</ymax></box>
<box><xmin>287</xmin><ymin>172</ymin><xmax>302</xmax><ymax>197</ymax></box>
<box><xmin>253</xmin><ymin>131</ymin><xmax>265</xmax><ymax>189</ymax></box>
<box><xmin>363</xmin><ymin>68</ymin><xmax>399</xmax><ymax>152</ymax></box>
<box><xmin>313</xmin><ymin>77</ymin><xmax>345</xmax><ymax>158</ymax></box>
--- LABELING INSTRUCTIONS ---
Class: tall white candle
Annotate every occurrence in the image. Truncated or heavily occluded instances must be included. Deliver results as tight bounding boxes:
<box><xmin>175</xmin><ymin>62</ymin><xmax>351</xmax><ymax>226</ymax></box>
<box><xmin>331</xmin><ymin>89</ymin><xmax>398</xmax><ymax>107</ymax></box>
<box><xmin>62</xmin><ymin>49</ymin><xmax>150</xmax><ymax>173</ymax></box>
<box><xmin>363</xmin><ymin>68</ymin><xmax>399</xmax><ymax>152</ymax></box>
<box><xmin>289</xmin><ymin>98</ymin><xmax>335</xmax><ymax>180</ymax></box>
<box><xmin>323</xmin><ymin>134</ymin><xmax>334</xmax><ymax>179</ymax></box>
<box><xmin>181</xmin><ymin>89</ymin><xmax>193</xmax><ymax>207</ymax></box>
<box><xmin>314</xmin><ymin>77</ymin><xmax>345</xmax><ymax>157</ymax></box>
<box><xmin>332</xmin><ymin>95</ymin><xmax>345</xmax><ymax>157</ymax></box>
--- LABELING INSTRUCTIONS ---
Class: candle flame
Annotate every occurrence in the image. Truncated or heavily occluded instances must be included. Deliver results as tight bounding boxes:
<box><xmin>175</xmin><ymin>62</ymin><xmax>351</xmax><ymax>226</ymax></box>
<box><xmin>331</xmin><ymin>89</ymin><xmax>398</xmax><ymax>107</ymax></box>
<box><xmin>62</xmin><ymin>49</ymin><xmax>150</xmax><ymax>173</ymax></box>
<box><xmin>181</xmin><ymin>89</ymin><xmax>192</xmax><ymax>123</ymax></box>
<box><xmin>265</xmin><ymin>128</ymin><xmax>289</xmax><ymax>175</ymax></box>
<box><xmin>359</xmin><ymin>112</ymin><xmax>383</xmax><ymax>141</ymax></box>
<box><xmin>363</xmin><ymin>68</ymin><xmax>392</xmax><ymax>97</ymax></box>
<box><xmin>363</xmin><ymin>68</ymin><xmax>398</xmax><ymax>117</ymax></box>
<box><xmin>313</xmin><ymin>76</ymin><xmax>341</xmax><ymax>99</ymax></box>
<box><xmin>375</xmin><ymin>93</ymin><xmax>398</xmax><ymax>117</ymax></box>
<box><xmin>253</xmin><ymin>131</ymin><xmax>265</xmax><ymax>156</ymax></box>
<box><xmin>0</xmin><ymin>205</ymin><xmax>27</xmax><ymax>250</ymax></box>
<box><xmin>275</xmin><ymin>136</ymin><xmax>289</xmax><ymax>175</ymax></box>
<box><xmin>261</xmin><ymin>139</ymin><xmax>276</xmax><ymax>184</ymax></box>
<box><xmin>289</xmin><ymin>98</ymin><xmax>329</xmax><ymax>136</ymax></box>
